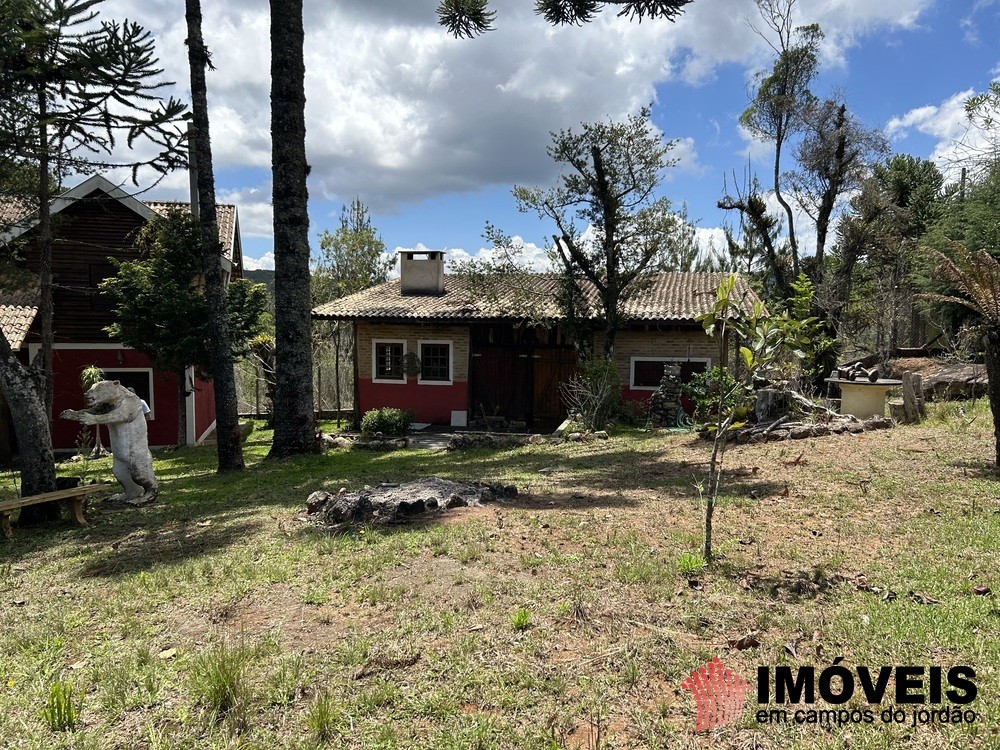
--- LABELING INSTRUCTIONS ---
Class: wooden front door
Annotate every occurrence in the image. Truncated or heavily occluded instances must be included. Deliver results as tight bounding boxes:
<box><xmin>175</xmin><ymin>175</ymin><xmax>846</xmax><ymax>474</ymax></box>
<box><xmin>532</xmin><ymin>348</ymin><xmax>578</xmax><ymax>429</ymax></box>
<box><xmin>469</xmin><ymin>346</ymin><xmax>532</xmax><ymax>424</ymax></box>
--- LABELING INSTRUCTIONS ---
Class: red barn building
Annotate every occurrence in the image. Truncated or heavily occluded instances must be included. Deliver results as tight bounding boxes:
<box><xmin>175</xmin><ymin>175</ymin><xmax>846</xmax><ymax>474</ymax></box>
<box><xmin>0</xmin><ymin>175</ymin><xmax>243</xmax><ymax>459</ymax></box>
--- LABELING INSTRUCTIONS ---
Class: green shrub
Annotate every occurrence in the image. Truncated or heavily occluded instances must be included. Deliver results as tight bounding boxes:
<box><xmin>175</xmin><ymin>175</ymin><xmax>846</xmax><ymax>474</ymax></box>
<box><xmin>681</xmin><ymin>366</ymin><xmax>751</xmax><ymax>424</ymax></box>
<box><xmin>360</xmin><ymin>407</ymin><xmax>413</xmax><ymax>437</ymax></box>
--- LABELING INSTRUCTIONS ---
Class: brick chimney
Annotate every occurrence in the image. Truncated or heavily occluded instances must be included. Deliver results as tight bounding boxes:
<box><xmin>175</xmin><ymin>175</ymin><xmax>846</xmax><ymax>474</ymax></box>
<box><xmin>399</xmin><ymin>250</ymin><xmax>445</xmax><ymax>296</ymax></box>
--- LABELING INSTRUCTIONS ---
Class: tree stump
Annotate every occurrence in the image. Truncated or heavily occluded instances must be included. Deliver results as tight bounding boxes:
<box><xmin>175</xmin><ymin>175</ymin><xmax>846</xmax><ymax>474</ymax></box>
<box><xmin>889</xmin><ymin>398</ymin><xmax>906</xmax><ymax>423</ymax></box>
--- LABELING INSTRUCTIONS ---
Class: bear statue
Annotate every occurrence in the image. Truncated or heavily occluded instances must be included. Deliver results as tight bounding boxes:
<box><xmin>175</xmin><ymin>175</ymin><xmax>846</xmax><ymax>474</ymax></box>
<box><xmin>61</xmin><ymin>380</ymin><xmax>159</xmax><ymax>506</ymax></box>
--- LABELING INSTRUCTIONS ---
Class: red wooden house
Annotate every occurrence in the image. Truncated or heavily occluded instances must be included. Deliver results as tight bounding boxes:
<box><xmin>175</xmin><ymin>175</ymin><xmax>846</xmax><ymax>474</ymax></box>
<box><xmin>0</xmin><ymin>175</ymin><xmax>243</xmax><ymax>457</ymax></box>
<box><xmin>313</xmin><ymin>251</ymin><xmax>759</xmax><ymax>430</ymax></box>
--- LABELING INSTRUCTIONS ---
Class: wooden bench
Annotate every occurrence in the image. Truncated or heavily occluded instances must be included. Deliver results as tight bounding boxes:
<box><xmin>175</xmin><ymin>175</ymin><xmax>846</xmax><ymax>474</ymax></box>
<box><xmin>0</xmin><ymin>483</ymin><xmax>113</xmax><ymax>539</ymax></box>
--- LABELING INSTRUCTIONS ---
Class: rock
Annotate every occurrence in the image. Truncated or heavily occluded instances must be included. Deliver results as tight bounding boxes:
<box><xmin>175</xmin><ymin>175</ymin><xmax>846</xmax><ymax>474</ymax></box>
<box><xmin>810</xmin><ymin>424</ymin><xmax>830</xmax><ymax>437</ymax></box>
<box><xmin>321</xmin><ymin>434</ymin><xmax>354</xmax><ymax>449</ymax></box>
<box><xmin>548</xmin><ymin>438</ymin><xmax>565</xmax><ymax>446</ymax></box>
<box><xmin>790</xmin><ymin>426</ymin><xmax>812</xmax><ymax>440</ymax></box>
<box><xmin>568</xmin><ymin>432</ymin><xmax>583</xmax><ymax>442</ymax></box>
<box><xmin>767</xmin><ymin>430</ymin><xmax>790</xmax><ymax>442</ymax></box>
<box><xmin>306</xmin><ymin>491</ymin><xmax>331</xmax><ymax>514</ymax></box>
<box><xmin>593</xmin><ymin>430</ymin><xmax>609</xmax><ymax>440</ymax></box>
<box><xmin>354</xmin><ymin>437</ymin><xmax>407</xmax><ymax>451</ymax></box>
<box><xmin>864</xmin><ymin>417</ymin><xmax>893</xmax><ymax>430</ymax></box>
<box><xmin>445</xmin><ymin>493</ymin><xmax>467</xmax><ymax>509</ymax></box>
<box><xmin>446</xmin><ymin>433</ymin><xmax>530</xmax><ymax>450</ymax></box>
<box><xmin>846</xmin><ymin>423</ymin><xmax>864</xmax><ymax>434</ymax></box>
<box><xmin>529</xmin><ymin>434</ymin><xmax>546</xmax><ymax>445</ymax></box>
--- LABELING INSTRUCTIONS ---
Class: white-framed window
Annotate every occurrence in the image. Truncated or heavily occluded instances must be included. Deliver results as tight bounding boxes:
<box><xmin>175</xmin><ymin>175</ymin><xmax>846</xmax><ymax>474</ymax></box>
<box><xmin>102</xmin><ymin>368</ymin><xmax>156</xmax><ymax>419</ymax></box>
<box><xmin>372</xmin><ymin>340</ymin><xmax>407</xmax><ymax>383</ymax></box>
<box><xmin>629</xmin><ymin>357</ymin><xmax>711</xmax><ymax>390</ymax></box>
<box><xmin>417</xmin><ymin>340</ymin><xmax>453</xmax><ymax>385</ymax></box>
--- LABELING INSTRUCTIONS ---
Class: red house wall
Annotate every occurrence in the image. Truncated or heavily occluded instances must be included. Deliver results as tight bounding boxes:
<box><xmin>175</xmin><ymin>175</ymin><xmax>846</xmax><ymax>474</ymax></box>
<box><xmin>358</xmin><ymin>379</ymin><xmax>469</xmax><ymax>425</ymax></box>
<box><xmin>45</xmin><ymin>347</ymin><xmax>180</xmax><ymax>449</ymax></box>
<box><xmin>194</xmin><ymin>372</ymin><xmax>216</xmax><ymax>442</ymax></box>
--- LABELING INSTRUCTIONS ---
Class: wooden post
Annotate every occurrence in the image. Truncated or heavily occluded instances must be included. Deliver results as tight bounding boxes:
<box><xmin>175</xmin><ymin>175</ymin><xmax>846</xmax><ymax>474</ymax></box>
<box><xmin>914</xmin><ymin>373</ymin><xmax>926</xmax><ymax>419</ymax></box>
<box><xmin>902</xmin><ymin>372</ymin><xmax>920</xmax><ymax>424</ymax></box>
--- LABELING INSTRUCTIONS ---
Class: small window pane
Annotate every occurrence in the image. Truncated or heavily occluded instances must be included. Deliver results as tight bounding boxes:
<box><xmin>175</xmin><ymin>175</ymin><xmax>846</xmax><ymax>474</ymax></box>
<box><xmin>633</xmin><ymin>360</ymin><xmax>666</xmax><ymax>388</ymax></box>
<box><xmin>375</xmin><ymin>343</ymin><xmax>404</xmax><ymax>380</ymax></box>
<box><xmin>420</xmin><ymin>343</ymin><xmax>450</xmax><ymax>381</ymax></box>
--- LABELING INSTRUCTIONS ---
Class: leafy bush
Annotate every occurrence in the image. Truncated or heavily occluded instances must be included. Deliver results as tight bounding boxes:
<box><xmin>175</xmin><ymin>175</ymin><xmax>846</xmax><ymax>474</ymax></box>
<box><xmin>360</xmin><ymin>407</ymin><xmax>413</xmax><ymax>437</ymax></box>
<box><xmin>681</xmin><ymin>366</ymin><xmax>751</xmax><ymax>423</ymax></box>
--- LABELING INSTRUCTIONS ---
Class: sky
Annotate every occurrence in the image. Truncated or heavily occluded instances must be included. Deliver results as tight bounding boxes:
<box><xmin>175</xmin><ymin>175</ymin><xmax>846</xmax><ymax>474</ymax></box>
<box><xmin>93</xmin><ymin>0</ymin><xmax>1000</xmax><ymax>274</ymax></box>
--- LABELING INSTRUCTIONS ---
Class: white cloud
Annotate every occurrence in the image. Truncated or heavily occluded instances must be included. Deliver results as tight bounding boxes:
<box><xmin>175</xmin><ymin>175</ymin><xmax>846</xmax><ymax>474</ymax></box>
<box><xmin>243</xmin><ymin>251</ymin><xmax>274</xmax><ymax>271</ymax></box>
<box><xmin>885</xmin><ymin>88</ymin><xmax>998</xmax><ymax>180</ymax></box>
<box><xmin>82</xmin><ymin>0</ymin><xmax>933</xmax><ymax>237</ymax></box>
<box><xmin>217</xmin><ymin>186</ymin><xmax>274</xmax><ymax>238</ymax></box>
<box><xmin>439</xmin><ymin>236</ymin><xmax>555</xmax><ymax>274</ymax></box>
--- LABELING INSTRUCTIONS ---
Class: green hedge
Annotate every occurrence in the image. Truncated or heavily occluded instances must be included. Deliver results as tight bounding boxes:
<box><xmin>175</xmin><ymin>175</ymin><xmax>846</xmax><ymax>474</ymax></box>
<box><xmin>360</xmin><ymin>407</ymin><xmax>413</xmax><ymax>437</ymax></box>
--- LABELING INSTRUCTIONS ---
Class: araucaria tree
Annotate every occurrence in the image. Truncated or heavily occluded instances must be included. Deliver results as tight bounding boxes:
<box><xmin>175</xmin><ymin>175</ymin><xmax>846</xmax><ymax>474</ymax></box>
<box><xmin>269</xmin><ymin>0</ymin><xmax>318</xmax><ymax>458</ymax></box>
<box><xmin>0</xmin><ymin>0</ymin><xmax>184</xmax><ymax>500</ymax></box>
<box><xmin>185</xmin><ymin>0</ymin><xmax>246</xmax><ymax>472</ymax></box>
<box><xmin>0</xmin><ymin>0</ymin><xmax>186</xmax><ymax>416</ymax></box>
<box><xmin>436</xmin><ymin>0</ymin><xmax>693</xmax><ymax>37</ymax></box>
<box><xmin>514</xmin><ymin>108</ymin><xmax>684</xmax><ymax>358</ymax></box>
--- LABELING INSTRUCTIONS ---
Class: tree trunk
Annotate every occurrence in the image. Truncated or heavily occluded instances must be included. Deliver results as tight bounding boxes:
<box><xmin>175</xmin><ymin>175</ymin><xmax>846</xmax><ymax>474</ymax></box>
<box><xmin>36</xmin><ymin>97</ymin><xmax>54</xmax><ymax>420</ymax></box>
<box><xmin>268</xmin><ymin>0</ymin><xmax>318</xmax><ymax>458</ymax></box>
<box><xmin>186</xmin><ymin>0</ymin><xmax>244</xmax><ymax>472</ymax></box>
<box><xmin>0</xmin><ymin>334</ymin><xmax>57</xmax><ymax>521</ymax></box>
<box><xmin>772</xmin><ymin>124</ymin><xmax>799</xmax><ymax>278</ymax></box>
<box><xmin>985</xmin><ymin>331</ymin><xmax>1000</xmax><ymax>468</ymax></box>
<box><xmin>813</xmin><ymin>104</ymin><xmax>848</xmax><ymax>269</ymax></box>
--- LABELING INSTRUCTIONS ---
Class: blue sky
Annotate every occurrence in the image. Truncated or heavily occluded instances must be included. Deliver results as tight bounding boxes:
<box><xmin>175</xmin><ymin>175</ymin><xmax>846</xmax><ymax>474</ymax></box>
<box><xmin>96</xmin><ymin>0</ymin><xmax>1000</xmax><ymax>273</ymax></box>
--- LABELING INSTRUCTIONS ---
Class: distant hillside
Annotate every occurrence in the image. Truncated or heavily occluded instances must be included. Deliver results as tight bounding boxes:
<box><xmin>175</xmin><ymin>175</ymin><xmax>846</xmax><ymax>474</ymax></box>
<box><xmin>244</xmin><ymin>269</ymin><xmax>275</xmax><ymax>296</ymax></box>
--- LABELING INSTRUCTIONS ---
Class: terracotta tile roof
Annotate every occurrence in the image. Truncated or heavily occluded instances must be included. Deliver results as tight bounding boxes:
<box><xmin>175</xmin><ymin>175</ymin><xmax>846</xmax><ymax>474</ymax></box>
<box><xmin>0</xmin><ymin>195</ymin><xmax>33</xmax><ymax>228</ymax></box>
<box><xmin>0</xmin><ymin>272</ymin><xmax>40</xmax><ymax>351</ymax></box>
<box><xmin>146</xmin><ymin>202</ymin><xmax>238</xmax><ymax>261</ymax></box>
<box><xmin>313</xmin><ymin>272</ymin><xmax>759</xmax><ymax>323</ymax></box>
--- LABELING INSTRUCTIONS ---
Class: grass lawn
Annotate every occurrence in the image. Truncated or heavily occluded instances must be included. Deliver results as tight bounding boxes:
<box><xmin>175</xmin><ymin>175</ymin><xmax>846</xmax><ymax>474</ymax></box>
<box><xmin>1</xmin><ymin>404</ymin><xmax>998</xmax><ymax>749</ymax></box>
